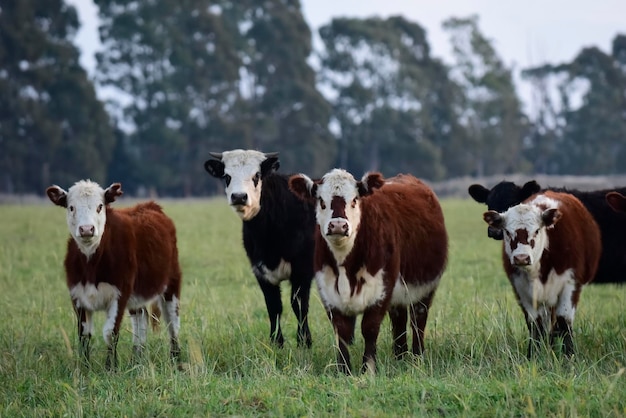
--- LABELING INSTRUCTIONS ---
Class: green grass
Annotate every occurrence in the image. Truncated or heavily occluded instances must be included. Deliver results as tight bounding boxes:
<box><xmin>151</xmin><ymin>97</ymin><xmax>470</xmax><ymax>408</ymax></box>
<box><xmin>1</xmin><ymin>198</ymin><xmax>625</xmax><ymax>417</ymax></box>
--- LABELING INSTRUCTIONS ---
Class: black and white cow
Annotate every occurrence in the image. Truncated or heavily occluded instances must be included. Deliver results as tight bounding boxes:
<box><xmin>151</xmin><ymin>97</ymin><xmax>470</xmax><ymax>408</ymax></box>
<box><xmin>204</xmin><ymin>150</ymin><xmax>315</xmax><ymax>347</ymax></box>
<box><xmin>470</xmin><ymin>180</ymin><xmax>626</xmax><ymax>284</ymax></box>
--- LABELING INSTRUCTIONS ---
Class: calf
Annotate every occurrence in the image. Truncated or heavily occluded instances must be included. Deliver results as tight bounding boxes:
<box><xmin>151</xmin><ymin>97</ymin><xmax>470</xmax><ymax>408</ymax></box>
<box><xmin>483</xmin><ymin>191</ymin><xmax>601</xmax><ymax>357</ymax></box>
<box><xmin>47</xmin><ymin>180</ymin><xmax>182</xmax><ymax>369</ymax></box>
<box><xmin>204</xmin><ymin>150</ymin><xmax>314</xmax><ymax>348</ymax></box>
<box><xmin>289</xmin><ymin>170</ymin><xmax>448</xmax><ymax>374</ymax></box>
<box><xmin>469</xmin><ymin>181</ymin><xmax>626</xmax><ymax>284</ymax></box>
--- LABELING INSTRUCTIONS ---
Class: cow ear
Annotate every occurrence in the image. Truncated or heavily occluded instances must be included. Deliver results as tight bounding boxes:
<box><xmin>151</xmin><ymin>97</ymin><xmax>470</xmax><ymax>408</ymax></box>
<box><xmin>289</xmin><ymin>174</ymin><xmax>317</xmax><ymax>202</ymax></box>
<box><xmin>521</xmin><ymin>180</ymin><xmax>541</xmax><ymax>200</ymax></box>
<box><xmin>606</xmin><ymin>192</ymin><xmax>626</xmax><ymax>213</ymax></box>
<box><xmin>204</xmin><ymin>159</ymin><xmax>225</xmax><ymax>178</ymax></box>
<box><xmin>105</xmin><ymin>183</ymin><xmax>123</xmax><ymax>204</ymax></box>
<box><xmin>483</xmin><ymin>210</ymin><xmax>504</xmax><ymax>229</ymax></box>
<box><xmin>358</xmin><ymin>172</ymin><xmax>385</xmax><ymax>197</ymax></box>
<box><xmin>468</xmin><ymin>184</ymin><xmax>490</xmax><ymax>203</ymax></box>
<box><xmin>260</xmin><ymin>156</ymin><xmax>280</xmax><ymax>177</ymax></box>
<box><xmin>542</xmin><ymin>208</ymin><xmax>562</xmax><ymax>228</ymax></box>
<box><xmin>46</xmin><ymin>185</ymin><xmax>68</xmax><ymax>208</ymax></box>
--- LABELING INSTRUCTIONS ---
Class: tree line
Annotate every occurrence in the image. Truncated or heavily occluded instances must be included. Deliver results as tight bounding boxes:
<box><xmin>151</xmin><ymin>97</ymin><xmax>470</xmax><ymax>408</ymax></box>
<box><xmin>1</xmin><ymin>0</ymin><xmax>625</xmax><ymax>196</ymax></box>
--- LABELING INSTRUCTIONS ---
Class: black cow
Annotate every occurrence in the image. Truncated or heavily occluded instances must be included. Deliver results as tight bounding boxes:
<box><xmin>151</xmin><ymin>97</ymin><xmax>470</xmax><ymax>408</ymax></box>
<box><xmin>469</xmin><ymin>180</ymin><xmax>626</xmax><ymax>284</ymax></box>
<box><xmin>204</xmin><ymin>149</ymin><xmax>315</xmax><ymax>347</ymax></box>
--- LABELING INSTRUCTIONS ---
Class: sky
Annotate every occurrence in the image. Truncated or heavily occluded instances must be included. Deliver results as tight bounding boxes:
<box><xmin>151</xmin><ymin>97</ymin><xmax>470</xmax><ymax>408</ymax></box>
<box><xmin>67</xmin><ymin>0</ymin><xmax>625</xmax><ymax>113</ymax></box>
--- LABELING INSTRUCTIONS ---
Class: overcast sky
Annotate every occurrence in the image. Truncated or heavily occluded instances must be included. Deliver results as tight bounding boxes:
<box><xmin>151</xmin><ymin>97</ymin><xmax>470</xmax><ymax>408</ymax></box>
<box><xmin>67</xmin><ymin>0</ymin><xmax>625</xmax><ymax>112</ymax></box>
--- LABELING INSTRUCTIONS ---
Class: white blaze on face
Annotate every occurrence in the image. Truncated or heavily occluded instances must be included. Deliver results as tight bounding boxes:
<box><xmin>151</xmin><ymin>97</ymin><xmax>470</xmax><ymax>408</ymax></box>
<box><xmin>499</xmin><ymin>202</ymin><xmax>553</xmax><ymax>268</ymax></box>
<box><xmin>65</xmin><ymin>180</ymin><xmax>108</xmax><ymax>258</ymax></box>
<box><xmin>315</xmin><ymin>169</ymin><xmax>362</xmax><ymax>264</ymax></box>
<box><xmin>220</xmin><ymin>150</ymin><xmax>267</xmax><ymax>221</ymax></box>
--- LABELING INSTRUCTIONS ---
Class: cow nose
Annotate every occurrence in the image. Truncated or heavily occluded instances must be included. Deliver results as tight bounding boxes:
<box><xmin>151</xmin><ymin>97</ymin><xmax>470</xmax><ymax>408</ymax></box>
<box><xmin>513</xmin><ymin>254</ymin><xmax>531</xmax><ymax>266</ymax></box>
<box><xmin>79</xmin><ymin>225</ymin><xmax>95</xmax><ymax>237</ymax></box>
<box><xmin>231</xmin><ymin>193</ymin><xmax>248</xmax><ymax>206</ymax></box>
<box><xmin>327</xmin><ymin>219</ymin><xmax>349</xmax><ymax>236</ymax></box>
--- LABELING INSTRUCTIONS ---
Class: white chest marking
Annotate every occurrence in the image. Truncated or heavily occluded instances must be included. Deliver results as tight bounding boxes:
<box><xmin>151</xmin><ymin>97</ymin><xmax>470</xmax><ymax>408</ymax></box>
<box><xmin>512</xmin><ymin>267</ymin><xmax>576</xmax><ymax>322</ymax></box>
<box><xmin>315</xmin><ymin>265</ymin><xmax>386</xmax><ymax>314</ymax></box>
<box><xmin>70</xmin><ymin>283</ymin><xmax>121</xmax><ymax>311</ymax></box>
<box><xmin>253</xmin><ymin>259</ymin><xmax>292</xmax><ymax>285</ymax></box>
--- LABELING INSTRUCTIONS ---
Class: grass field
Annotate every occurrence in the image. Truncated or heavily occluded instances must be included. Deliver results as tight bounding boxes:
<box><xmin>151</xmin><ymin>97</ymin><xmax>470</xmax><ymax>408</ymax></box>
<box><xmin>0</xmin><ymin>197</ymin><xmax>625</xmax><ymax>417</ymax></box>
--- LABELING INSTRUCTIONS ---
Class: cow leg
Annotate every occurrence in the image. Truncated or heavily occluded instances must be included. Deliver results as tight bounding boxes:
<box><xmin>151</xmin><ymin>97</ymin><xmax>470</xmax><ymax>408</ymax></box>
<box><xmin>361</xmin><ymin>306</ymin><xmax>386</xmax><ymax>375</ymax></box>
<box><xmin>103</xmin><ymin>296</ymin><xmax>127</xmax><ymax>370</ymax></box>
<box><xmin>552</xmin><ymin>283</ymin><xmax>577</xmax><ymax>356</ymax></box>
<box><xmin>129</xmin><ymin>307</ymin><xmax>149</xmax><ymax>360</ymax></box>
<box><xmin>160</xmin><ymin>293</ymin><xmax>181</xmax><ymax>362</ymax></box>
<box><xmin>525</xmin><ymin>307</ymin><xmax>549</xmax><ymax>358</ymax></box>
<box><xmin>75</xmin><ymin>306</ymin><xmax>93</xmax><ymax>366</ymax></box>
<box><xmin>410</xmin><ymin>291</ymin><xmax>435</xmax><ymax>356</ymax></box>
<box><xmin>290</xmin><ymin>279</ymin><xmax>312</xmax><ymax>348</ymax></box>
<box><xmin>332</xmin><ymin>310</ymin><xmax>356</xmax><ymax>375</ymax></box>
<box><xmin>256</xmin><ymin>277</ymin><xmax>284</xmax><ymax>347</ymax></box>
<box><xmin>389</xmin><ymin>306</ymin><xmax>408</xmax><ymax>358</ymax></box>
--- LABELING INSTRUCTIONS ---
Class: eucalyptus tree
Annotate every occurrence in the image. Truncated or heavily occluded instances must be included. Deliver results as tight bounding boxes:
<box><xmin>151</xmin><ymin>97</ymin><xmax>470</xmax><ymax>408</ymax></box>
<box><xmin>318</xmin><ymin>16</ymin><xmax>463</xmax><ymax>180</ymax></box>
<box><xmin>523</xmin><ymin>35</ymin><xmax>626</xmax><ymax>174</ymax></box>
<box><xmin>0</xmin><ymin>0</ymin><xmax>113</xmax><ymax>193</ymax></box>
<box><xmin>231</xmin><ymin>0</ymin><xmax>335</xmax><ymax>176</ymax></box>
<box><xmin>442</xmin><ymin>15</ymin><xmax>529</xmax><ymax>177</ymax></box>
<box><xmin>95</xmin><ymin>0</ymin><xmax>241</xmax><ymax>195</ymax></box>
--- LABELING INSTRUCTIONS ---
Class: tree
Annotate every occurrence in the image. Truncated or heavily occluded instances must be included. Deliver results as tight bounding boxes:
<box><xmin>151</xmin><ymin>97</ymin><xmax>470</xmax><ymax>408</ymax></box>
<box><xmin>0</xmin><ymin>0</ymin><xmax>114</xmax><ymax>193</ymax></box>
<box><xmin>443</xmin><ymin>15</ymin><xmax>529</xmax><ymax>177</ymax></box>
<box><xmin>95</xmin><ymin>0</ymin><xmax>242</xmax><ymax>196</ymax></box>
<box><xmin>523</xmin><ymin>36</ymin><xmax>626</xmax><ymax>174</ymax></box>
<box><xmin>318</xmin><ymin>16</ymin><xmax>463</xmax><ymax>180</ymax></box>
<box><xmin>230</xmin><ymin>0</ymin><xmax>335</xmax><ymax>177</ymax></box>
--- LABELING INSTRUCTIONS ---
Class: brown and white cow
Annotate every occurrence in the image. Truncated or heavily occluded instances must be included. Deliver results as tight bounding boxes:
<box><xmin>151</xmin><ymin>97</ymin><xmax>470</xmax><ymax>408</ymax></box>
<box><xmin>289</xmin><ymin>169</ymin><xmax>448</xmax><ymax>374</ymax></box>
<box><xmin>483</xmin><ymin>191</ymin><xmax>601</xmax><ymax>357</ymax></box>
<box><xmin>47</xmin><ymin>180</ymin><xmax>182</xmax><ymax>369</ymax></box>
<box><xmin>606</xmin><ymin>191</ymin><xmax>626</xmax><ymax>213</ymax></box>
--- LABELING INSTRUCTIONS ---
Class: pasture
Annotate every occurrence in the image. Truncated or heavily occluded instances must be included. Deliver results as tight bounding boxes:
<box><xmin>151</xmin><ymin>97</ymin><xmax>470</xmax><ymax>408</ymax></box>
<box><xmin>0</xmin><ymin>197</ymin><xmax>625</xmax><ymax>417</ymax></box>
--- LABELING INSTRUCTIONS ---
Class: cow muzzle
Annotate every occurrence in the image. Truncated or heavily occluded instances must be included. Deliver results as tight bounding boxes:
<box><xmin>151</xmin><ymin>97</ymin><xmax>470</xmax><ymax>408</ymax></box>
<box><xmin>327</xmin><ymin>218</ymin><xmax>349</xmax><ymax>236</ymax></box>
<box><xmin>513</xmin><ymin>254</ymin><xmax>531</xmax><ymax>266</ymax></box>
<box><xmin>79</xmin><ymin>225</ymin><xmax>95</xmax><ymax>238</ymax></box>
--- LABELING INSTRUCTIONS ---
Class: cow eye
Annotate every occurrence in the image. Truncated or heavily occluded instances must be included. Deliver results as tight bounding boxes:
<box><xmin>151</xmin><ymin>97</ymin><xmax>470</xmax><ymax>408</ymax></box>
<box><xmin>319</xmin><ymin>198</ymin><xmax>326</xmax><ymax>210</ymax></box>
<box><xmin>223</xmin><ymin>174</ymin><xmax>232</xmax><ymax>186</ymax></box>
<box><xmin>351</xmin><ymin>197</ymin><xmax>358</xmax><ymax>208</ymax></box>
<box><xmin>97</xmin><ymin>204</ymin><xmax>103</xmax><ymax>213</ymax></box>
<box><xmin>253</xmin><ymin>172</ymin><xmax>261</xmax><ymax>187</ymax></box>
<box><xmin>69</xmin><ymin>206</ymin><xmax>74</xmax><ymax>212</ymax></box>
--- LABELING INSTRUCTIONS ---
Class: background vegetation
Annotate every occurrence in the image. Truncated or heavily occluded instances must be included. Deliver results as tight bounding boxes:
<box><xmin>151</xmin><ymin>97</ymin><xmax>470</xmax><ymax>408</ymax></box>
<box><xmin>2</xmin><ymin>1</ymin><xmax>626</xmax><ymax>196</ymax></box>
<box><xmin>1</xmin><ymin>198</ymin><xmax>625</xmax><ymax>417</ymax></box>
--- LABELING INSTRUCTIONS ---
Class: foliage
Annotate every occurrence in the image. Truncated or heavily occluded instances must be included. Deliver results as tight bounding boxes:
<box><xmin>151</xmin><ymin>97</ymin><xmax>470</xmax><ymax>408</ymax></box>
<box><xmin>0</xmin><ymin>0</ymin><xmax>114</xmax><ymax>194</ymax></box>
<box><xmin>523</xmin><ymin>34</ymin><xmax>626</xmax><ymax>175</ymax></box>
<box><xmin>1</xmin><ymin>198</ymin><xmax>625</xmax><ymax>416</ymax></box>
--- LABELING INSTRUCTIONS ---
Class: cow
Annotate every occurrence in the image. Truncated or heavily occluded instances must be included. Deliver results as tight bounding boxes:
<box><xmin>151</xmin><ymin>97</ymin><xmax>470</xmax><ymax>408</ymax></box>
<box><xmin>204</xmin><ymin>150</ymin><xmax>315</xmax><ymax>348</ymax></box>
<box><xmin>483</xmin><ymin>191</ymin><xmax>601</xmax><ymax>357</ymax></box>
<box><xmin>47</xmin><ymin>180</ymin><xmax>182</xmax><ymax>369</ymax></box>
<box><xmin>289</xmin><ymin>169</ymin><xmax>448</xmax><ymax>374</ymax></box>
<box><xmin>469</xmin><ymin>180</ymin><xmax>626</xmax><ymax>284</ymax></box>
<box><xmin>606</xmin><ymin>191</ymin><xmax>626</xmax><ymax>213</ymax></box>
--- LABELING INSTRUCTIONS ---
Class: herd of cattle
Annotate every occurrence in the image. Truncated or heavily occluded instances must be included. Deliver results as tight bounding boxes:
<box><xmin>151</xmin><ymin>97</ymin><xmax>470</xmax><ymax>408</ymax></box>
<box><xmin>46</xmin><ymin>149</ymin><xmax>626</xmax><ymax>374</ymax></box>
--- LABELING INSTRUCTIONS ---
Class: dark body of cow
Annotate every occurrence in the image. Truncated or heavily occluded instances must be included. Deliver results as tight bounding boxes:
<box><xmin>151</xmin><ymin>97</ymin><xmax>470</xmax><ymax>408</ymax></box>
<box><xmin>484</xmin><ymin>191</ymin><xmax>601</xmax><ymax>356</ymax></box>
<box><xmin>289</xmin><ymin>170</ymin><xmax>448</xmax><ymax>374</ymax></box>
<box><xmin>204</xmin><ymin>150</ymin><xmax>315</xmax><ymax>347</ymax></box>
<box><xmin>47</xmin><ymin>180</ymin><xmax>182</xmax><ymax>369</ymax></box>
<box><xmin>469</xmin><ymin>180</ymin><xmax>626</xmax><ymax>284</ymax></box>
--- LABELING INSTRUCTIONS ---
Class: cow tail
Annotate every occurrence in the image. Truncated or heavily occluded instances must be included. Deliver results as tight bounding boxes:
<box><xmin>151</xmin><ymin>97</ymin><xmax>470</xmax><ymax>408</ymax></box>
<box><xmin>150</xmin><ymin>301</ymin><xmax>161</xmax><ymax>332</ymax></box>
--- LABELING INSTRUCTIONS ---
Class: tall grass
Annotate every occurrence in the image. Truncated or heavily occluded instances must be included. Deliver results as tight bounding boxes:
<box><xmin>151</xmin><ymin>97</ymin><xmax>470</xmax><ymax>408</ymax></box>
<box><xmin>0</xmin><ymin>198</ymin><xmax>624</xmax><ymax>417</ymax></box>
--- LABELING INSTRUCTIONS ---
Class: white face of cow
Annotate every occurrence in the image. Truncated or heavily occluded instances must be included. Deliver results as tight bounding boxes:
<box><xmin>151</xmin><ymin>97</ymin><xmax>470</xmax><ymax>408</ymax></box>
<box><xmin>47</xmin><ymin>180</ymin><xmax>122</xmax><ymax>259</ymax></box>
<box><xmin>204</xmin><ymin>150</ymin><xmax>279</xmax><ymax>221</ymax></box>
<box><xmin>289</xmin><ymin>169</ymin><xmax>385</xmax><ymax>263</ymax></box>
<box><xmin>483</xmin><ymin>200</ymin><xmax>562</xmax><ymax>268</ymax></box>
